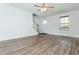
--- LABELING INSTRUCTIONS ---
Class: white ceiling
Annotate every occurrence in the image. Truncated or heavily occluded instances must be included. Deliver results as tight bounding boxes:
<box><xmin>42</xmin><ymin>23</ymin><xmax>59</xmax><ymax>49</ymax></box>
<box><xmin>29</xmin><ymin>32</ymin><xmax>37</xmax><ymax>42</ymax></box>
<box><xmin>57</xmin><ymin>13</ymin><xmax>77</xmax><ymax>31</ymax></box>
<box><xmin>7</xmin><ymin>3</ymin><xmax>79</xmax><ymax>18</ymax></box>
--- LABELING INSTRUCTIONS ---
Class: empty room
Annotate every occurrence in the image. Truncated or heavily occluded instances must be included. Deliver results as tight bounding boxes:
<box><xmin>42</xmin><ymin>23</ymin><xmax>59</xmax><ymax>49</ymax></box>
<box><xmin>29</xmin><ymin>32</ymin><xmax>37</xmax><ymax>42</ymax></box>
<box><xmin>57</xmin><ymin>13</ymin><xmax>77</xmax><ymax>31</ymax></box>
<box><xmin>0</xmin><ymin>3</ymin><xmax>79</xmax><ymax>55</ymax></box>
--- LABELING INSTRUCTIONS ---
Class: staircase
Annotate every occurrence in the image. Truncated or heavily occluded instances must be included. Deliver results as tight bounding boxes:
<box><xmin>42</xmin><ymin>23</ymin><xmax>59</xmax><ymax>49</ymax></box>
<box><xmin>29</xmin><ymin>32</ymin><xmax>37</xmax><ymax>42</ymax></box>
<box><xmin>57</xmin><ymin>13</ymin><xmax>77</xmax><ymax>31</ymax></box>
<box><xmin>33</xmin><ymin>15</ymin><xmax>39</xmax><ymax>35</ymax></box>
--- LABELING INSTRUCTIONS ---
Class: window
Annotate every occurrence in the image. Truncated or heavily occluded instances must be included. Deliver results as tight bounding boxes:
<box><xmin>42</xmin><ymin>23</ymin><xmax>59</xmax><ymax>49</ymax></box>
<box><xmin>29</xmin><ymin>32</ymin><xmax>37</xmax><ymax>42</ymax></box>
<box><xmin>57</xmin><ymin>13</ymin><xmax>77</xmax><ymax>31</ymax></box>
<box><xmin>43</xmin><ymin>21</ymin><xmax>47</xmax><ymax>24</ymax></box>
<box><xmin>59</xmin><ymin>16</ymin><xmax>69</xmax><ymax>31</ymax></box>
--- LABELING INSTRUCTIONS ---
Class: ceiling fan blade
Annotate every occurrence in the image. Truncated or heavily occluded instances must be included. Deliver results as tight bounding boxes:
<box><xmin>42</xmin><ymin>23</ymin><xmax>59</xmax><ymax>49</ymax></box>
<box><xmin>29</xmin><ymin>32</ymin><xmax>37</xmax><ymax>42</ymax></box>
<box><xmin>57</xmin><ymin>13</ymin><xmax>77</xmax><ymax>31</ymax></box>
<box><xmin>34</xmin><ymin>5</ymin><xmax>41</xmax><ymax>7</ymax></box>
<box><xmin>47</xmin><ymin>6</ymin><xmax>54</xmax><ymax>8</ymax></box>
<box><xmin>37</xmin><ymin>9</ymin><xmax>40</xmax><ymax>12</ymax></box>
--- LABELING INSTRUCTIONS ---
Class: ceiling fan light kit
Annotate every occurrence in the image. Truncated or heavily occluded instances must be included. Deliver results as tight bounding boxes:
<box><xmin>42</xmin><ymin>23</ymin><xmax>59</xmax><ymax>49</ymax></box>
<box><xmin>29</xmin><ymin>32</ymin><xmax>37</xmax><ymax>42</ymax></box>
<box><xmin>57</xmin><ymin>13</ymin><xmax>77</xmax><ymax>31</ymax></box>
<box><xmin>34</xmin><ymin>3</ymin><xmax>54</xmax><ymax>13</ymax></box>
<box><xmin>41</xmin><ymin>7</ymin><xmax>47</xmax><ymax>12</ymax></box>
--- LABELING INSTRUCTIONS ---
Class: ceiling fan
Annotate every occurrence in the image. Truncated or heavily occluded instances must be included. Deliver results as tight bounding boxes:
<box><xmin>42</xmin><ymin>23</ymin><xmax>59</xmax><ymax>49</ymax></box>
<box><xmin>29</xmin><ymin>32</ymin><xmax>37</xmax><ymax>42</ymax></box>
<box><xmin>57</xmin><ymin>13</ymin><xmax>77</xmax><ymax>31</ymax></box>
<box><xmin>34</xmin><ymin>3</ymin><xmax>54</xmax><ymax>12</ymax></box>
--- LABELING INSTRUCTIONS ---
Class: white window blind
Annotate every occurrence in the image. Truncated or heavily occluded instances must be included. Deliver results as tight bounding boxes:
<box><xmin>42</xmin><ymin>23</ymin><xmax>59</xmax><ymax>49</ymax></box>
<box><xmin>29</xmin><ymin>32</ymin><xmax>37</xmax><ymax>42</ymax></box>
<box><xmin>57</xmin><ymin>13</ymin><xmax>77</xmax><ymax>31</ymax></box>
<box><xmin>59</xmin><ymin>16</ymin><xmax>69</xmax><ymax>31</ymax></box>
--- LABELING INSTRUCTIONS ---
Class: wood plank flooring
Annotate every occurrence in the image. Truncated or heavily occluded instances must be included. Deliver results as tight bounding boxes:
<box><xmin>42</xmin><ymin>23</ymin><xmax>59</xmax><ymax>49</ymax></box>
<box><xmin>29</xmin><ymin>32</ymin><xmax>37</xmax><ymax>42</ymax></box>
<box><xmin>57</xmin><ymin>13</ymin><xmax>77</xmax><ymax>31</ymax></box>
<box><xmin>0</xmin><ymin>34</ymin><xmax>79</xmax><ymax>55</ymax></box>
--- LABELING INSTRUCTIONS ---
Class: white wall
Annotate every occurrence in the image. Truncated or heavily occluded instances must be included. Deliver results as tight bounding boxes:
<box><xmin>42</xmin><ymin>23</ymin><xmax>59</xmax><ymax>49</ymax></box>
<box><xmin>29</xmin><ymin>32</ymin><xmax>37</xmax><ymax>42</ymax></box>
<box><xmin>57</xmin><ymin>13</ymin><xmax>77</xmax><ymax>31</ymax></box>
<box><xmin>0</xmin><ymin>4</ymin><xmax>37</xmax><ymax>41</ymax></box>
<box><xmin>39</xmin><ymin>10</ymin><xmax>79</xmax><ymax>38</ymax></box>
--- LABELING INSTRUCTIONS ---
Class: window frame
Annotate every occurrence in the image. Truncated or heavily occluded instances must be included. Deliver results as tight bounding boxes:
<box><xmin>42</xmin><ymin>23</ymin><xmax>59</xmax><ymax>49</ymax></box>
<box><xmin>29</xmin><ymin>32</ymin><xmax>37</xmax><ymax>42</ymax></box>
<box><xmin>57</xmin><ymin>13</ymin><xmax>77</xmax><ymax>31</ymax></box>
<box><xmin>59</xmin><ymin>15</ymin><xmax>69</xmax><ymax>31</ymax></box>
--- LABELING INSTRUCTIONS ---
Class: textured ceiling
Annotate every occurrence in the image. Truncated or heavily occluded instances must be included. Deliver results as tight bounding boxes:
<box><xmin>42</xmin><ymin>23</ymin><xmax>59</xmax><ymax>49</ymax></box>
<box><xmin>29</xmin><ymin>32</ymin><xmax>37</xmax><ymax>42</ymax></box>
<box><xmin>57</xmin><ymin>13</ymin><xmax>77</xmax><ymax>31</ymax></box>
<box><xmin>7</xmin><ymin>3</ymin><xmax>79</xmax><ymax>18</ymax></box>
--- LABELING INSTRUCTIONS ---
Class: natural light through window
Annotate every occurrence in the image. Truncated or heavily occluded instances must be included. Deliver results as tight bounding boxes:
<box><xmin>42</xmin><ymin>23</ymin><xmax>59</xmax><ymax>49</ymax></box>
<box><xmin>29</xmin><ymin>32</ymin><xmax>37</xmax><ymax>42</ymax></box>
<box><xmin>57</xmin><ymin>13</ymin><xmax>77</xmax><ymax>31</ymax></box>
<box><xmin>43</xmin><ymin>21</ymin><xmax>47</xmax><ymax>24</ymax></box>
<box><xmin>60</xmin><ymin>16</ymin><xmax>69</xmax><ymax>31</ymax></box>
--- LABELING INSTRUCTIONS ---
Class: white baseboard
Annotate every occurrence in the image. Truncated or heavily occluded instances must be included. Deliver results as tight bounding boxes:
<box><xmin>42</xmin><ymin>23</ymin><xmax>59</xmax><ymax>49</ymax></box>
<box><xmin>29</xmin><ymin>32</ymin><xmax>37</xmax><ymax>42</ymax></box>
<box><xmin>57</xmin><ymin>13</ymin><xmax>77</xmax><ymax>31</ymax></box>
<box><xmin>0</xmin><ymin>29</ymin><xmax>38</xmax><ymax>42</ymax></box>
<box><xmin>0</xmin><ymin>34</ymin><xmax>38</xmax><ymax>42</ymax></box>
<box><xmin>48</xmin><ymin>33</ymin><xmax>79</xmax><ymax>38</ymax></box>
